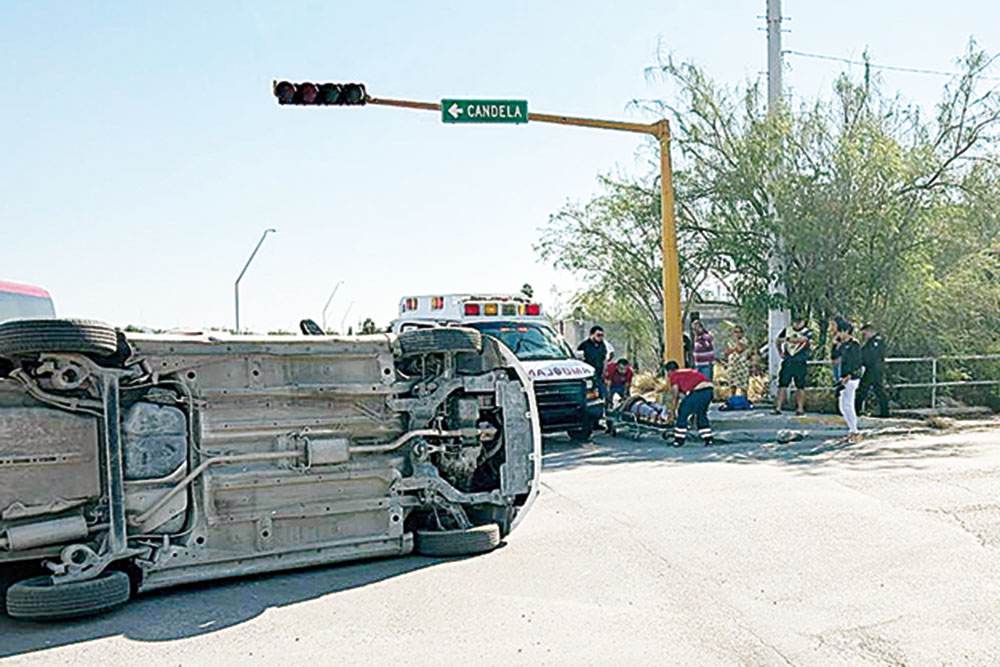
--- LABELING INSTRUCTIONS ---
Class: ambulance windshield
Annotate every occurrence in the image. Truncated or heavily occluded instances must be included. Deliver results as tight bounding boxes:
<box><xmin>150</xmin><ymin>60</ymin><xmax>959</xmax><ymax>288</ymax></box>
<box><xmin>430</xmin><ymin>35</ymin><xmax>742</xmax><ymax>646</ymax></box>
<box><xmin>467</xmin><ymin>322</ymin><xmax>573</xmax><ymax>361</ymax></box>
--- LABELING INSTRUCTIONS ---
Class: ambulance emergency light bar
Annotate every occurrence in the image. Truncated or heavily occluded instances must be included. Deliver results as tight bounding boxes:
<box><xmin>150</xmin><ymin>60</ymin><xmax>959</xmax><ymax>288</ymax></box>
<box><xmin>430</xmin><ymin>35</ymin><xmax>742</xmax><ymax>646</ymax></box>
<box><xmin>400</xmin><ymin>295</ymin><xmax>543</xmax><ymax>317</ymax></box>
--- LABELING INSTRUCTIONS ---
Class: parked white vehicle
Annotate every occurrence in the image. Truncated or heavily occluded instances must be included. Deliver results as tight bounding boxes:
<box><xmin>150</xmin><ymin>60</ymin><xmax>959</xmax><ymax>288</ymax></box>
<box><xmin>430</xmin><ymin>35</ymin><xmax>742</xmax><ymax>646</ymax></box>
<box><xmin>391</xmin><ymin>294</ymin><xmax>603</xmax><ymax>441</ymax></box>
<box><xmin>0</xmin><ymin>282</ymin><xmax>55</xmax><ymax>323</ymax></box>
<box><xmin>0</xmin><ymin>319</ymin><xmax>540</xmax><ymax>620</ymax></box>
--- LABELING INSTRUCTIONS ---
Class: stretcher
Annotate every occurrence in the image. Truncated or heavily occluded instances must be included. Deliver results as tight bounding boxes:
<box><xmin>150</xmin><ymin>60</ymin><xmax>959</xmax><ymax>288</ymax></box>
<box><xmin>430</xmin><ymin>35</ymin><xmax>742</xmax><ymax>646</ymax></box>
<box><xmin>605</xmin><ymin>395</ymin><xmax>674</xmax><ymax>441</ymax></box>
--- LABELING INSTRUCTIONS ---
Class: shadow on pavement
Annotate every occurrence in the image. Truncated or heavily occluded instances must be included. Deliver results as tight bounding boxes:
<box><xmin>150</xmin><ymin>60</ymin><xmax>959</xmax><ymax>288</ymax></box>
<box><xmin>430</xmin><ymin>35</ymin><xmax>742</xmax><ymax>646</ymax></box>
<box><xmin>542</xmin><ymin>426</ymin><xmax>973</xmax><ymax>474</ymax></box>
<box><xmin>0</xmin><ymin>552</ymin><xmax>465</xmax><ymax>658</ymax></box>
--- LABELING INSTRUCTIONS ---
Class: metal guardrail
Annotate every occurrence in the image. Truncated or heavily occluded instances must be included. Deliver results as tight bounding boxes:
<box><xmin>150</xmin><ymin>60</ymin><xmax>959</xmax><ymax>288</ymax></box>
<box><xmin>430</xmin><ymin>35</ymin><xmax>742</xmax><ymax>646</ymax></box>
<box><xmin>805</xmin><ymin>355</ymin><xmax>1000</xmax><ymax>409</ymax></box>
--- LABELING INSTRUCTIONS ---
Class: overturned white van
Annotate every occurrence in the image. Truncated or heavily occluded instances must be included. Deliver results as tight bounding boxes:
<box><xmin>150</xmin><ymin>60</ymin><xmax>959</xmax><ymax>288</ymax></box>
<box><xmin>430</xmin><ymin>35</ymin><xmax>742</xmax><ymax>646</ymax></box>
<box><xmin>0</xmin><ymin>319</ymin><xmax>540</xmax><ymax>620</ymax></box>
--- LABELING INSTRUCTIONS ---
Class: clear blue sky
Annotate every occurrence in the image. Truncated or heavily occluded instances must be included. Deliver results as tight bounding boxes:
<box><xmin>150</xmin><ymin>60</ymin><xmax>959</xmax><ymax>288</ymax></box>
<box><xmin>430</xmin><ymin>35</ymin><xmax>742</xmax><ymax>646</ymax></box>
<box><xmin>2</xmin><ymin>1</ymin><xmax>995</xmax><ymax>332</ymax></box>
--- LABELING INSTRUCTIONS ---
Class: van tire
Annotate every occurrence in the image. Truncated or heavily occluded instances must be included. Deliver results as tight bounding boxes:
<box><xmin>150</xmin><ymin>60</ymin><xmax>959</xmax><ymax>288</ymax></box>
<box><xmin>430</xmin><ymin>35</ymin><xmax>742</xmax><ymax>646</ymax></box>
<box><xmin>5</xmin><ymin>571</ymin><xmax>131</xmax><ymax>620</ymax></box>
<box><xmin>0</xmin><ymin>319</ymin><xmax>119</xmax><ymax>357</ymax></box>
<box><xmin>398</xmin><ymin>328</ymin><xmax>483</xmax><ymax>356</ymax></box>
<box><xmin>415</xmin><ymin>523</ymin><xmax>501</xmax><ymax>557</ymax></box>
<box><xmin>567</xmin><ymin>427</ymin><xmax>593</xmax><ymax>442</ymax></box>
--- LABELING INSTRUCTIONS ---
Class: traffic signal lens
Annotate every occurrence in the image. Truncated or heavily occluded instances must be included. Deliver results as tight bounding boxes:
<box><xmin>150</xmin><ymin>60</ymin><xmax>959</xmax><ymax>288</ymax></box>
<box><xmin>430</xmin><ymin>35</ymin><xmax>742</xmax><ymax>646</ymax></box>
<box><xmin>318</xmin><ymin>83</ymin><xmax>343</xmax><ymax>104</ymax></box>
<box><xmin>296</xmin><ymin>82</ymin><xmax>318</xmax><ymax>104</ymax></box>
<box><xmin>274</xmin><ymin>81</ymin><xmax>296</xmax><ymax>105</ymax></box>
<box><xmin>341</xmin><ymin>83</ymin><xmax>367</xmax><ymax>105</ymax></box>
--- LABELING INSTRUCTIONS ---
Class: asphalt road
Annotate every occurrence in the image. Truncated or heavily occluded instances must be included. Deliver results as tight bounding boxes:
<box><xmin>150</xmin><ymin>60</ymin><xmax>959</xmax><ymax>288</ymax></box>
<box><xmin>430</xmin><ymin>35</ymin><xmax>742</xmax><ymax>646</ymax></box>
<box><xmin>4</xmin><ymin>420</ymin><xmax>1000</xmax><ymax>665</ymax></box>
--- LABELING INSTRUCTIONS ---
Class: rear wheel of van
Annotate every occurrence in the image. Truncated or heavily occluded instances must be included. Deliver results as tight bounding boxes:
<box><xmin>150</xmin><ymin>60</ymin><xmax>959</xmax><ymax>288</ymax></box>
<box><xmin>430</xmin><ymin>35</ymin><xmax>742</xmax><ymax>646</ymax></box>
<box><xmin>0</xmin><ymin>318</ymin><xmax>119</xmax><ymax>358</ymax></box>
<box><xmin>567</xmin><ymin>426</ymin><xmax>593</xmax><ymax>442</ymax></box>
<box><xmin>415</xmin><ymin>523</ymin><xmax>501</xmax><ymax>557</ymax></box>
<box><xmin>397</xmin><ymin>328</ymin><xmax>483</xmax><ymax>356</ymax></box>
<box><xmin>5</xmin><ymin>570</ymin><xmax>131</xmax><ymax>621</ymax></box>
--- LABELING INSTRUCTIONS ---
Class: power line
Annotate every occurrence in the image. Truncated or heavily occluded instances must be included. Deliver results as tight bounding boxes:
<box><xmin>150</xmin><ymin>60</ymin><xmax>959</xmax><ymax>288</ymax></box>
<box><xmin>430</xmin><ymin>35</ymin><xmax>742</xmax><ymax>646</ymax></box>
<box><xmin>784</xmin><ymin>49</ymin><xmax>999</xmax><ymax>79</ymax></box>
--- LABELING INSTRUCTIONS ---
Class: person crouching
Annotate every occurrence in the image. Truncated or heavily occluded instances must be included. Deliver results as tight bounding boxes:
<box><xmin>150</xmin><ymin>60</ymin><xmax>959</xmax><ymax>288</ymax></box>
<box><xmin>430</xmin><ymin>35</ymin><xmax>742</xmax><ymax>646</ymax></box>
<box><xmin>665</xmin><ymin>360</ymin><xmax>714</xmax><ymax>447</ymax></box>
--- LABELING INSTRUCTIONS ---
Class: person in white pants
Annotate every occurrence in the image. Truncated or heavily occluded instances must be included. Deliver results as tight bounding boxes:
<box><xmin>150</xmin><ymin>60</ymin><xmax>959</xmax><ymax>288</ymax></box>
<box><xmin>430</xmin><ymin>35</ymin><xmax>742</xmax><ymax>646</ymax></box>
<box><xmin>834</xmin><ymin>319</ymin><xmax>863</xmax><ymax>441</ymax></box>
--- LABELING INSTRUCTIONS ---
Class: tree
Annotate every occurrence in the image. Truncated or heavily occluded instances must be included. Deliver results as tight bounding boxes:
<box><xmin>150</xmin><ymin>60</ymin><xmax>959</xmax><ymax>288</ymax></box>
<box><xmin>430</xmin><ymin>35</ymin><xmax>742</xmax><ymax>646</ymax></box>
<box><xmin>538</xmin><ymin>41</ymin><xmax>1000</xmax><ymax>363</ymax></box>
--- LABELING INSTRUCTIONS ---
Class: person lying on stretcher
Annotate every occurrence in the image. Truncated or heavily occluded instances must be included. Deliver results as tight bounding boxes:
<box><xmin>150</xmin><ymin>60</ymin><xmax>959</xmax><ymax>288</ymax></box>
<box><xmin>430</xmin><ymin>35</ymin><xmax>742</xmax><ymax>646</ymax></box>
<box><xmin>618</xmin><ymin>395</ymin><xmax>673</xmax><ymax>425</ymax></box>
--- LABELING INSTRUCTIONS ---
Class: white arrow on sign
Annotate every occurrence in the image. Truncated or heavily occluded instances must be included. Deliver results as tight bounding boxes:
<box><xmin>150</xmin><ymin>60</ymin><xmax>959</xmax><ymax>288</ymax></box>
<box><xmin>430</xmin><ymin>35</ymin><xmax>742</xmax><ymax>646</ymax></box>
<box><xmin>448</xmin><ymin>103</ymin><xmax>463</xmax><ymax>119</ymax></box>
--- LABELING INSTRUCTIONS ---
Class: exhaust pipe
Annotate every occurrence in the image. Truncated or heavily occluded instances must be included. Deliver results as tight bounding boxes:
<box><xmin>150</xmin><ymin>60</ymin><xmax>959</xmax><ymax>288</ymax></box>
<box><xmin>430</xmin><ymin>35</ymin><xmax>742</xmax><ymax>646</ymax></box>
<box><xmin>1</xmin><ymin>515</ymin><xmax>89</xmax><ymax>551</ymax></box>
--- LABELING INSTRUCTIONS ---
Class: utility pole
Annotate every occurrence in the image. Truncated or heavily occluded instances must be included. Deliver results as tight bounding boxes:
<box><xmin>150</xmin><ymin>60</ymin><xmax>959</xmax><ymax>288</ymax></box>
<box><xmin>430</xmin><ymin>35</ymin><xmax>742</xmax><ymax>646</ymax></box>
<box><xmin>766</xmin><ymin>0</ymin><xmax>788</xmax><ymax>395</ymax></box>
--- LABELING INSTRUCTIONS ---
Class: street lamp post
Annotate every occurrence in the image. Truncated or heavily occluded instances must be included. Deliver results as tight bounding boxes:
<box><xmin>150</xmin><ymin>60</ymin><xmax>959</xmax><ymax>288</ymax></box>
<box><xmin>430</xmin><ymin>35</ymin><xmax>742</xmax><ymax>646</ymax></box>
<box><xmin>322</xmin><ymin>281</ymin><xmax>344</xmax><ymax>332</ymax></box>
<box><xmin>341</xmin><ymin>301</ymin><xmax>356</xmax><ymax>334</ymax></box>
<box><xmin>234</xmin><ymin>228</ymin><xmax>277</xmax><ymax>333</ymax></box>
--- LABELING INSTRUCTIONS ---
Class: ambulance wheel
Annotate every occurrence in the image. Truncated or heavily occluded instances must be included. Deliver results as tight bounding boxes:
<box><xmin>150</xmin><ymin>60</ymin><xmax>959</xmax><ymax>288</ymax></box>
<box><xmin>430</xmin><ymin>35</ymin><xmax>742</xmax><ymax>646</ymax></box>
<box><xmin>567</xmin><ymin>427</ymin><xmax>592</xmax><ymax>442</ymax></box>
<box><xmin>398</xmin><ymin>328</ymin><xmax>483</xmax><ymax>356</ymax></box>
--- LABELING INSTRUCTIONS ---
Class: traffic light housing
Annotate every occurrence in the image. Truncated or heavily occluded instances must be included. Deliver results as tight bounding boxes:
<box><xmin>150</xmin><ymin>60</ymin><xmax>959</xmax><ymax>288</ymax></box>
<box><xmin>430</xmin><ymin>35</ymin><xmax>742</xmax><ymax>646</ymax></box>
<box><xmin>273</xmin><ymin>81</ymin><xmax>367</xmax><ymax>106</ymax></box>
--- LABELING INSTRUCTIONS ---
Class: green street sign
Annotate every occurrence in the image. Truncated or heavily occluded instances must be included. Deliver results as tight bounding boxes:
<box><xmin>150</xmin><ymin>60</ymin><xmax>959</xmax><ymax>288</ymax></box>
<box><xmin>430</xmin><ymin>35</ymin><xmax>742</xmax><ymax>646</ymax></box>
<box><xmin>441</xmin><ymin>99</ymin><xmax>528</xmax><ymax>124</ymax></box>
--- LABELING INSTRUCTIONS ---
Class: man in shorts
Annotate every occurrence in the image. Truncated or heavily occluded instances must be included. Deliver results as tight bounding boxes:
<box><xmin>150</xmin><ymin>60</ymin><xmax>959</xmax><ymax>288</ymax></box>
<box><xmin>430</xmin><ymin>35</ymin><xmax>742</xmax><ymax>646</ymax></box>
<box><xmin>773</xmin><ymin>315</ymin><xmax>811</xmax><ymax>415</ymax></box>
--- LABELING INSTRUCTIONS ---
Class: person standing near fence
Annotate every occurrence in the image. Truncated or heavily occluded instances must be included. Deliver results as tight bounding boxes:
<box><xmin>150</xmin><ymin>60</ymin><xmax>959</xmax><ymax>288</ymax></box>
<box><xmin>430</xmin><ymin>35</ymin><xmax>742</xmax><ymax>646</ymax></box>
<box><xmin>773</xmin><ymin>315</ymin><xmax>812</xmax><ymax>415</ymax></box>
<box><xmin>834</xmin><ymin>319</ymin><xmax>863</xmax><ymax>443</ymax></box>
<box><xmin>856</xmin><ymin>324</ymin><xmax>889</xmax><ymax>418</ymax></box>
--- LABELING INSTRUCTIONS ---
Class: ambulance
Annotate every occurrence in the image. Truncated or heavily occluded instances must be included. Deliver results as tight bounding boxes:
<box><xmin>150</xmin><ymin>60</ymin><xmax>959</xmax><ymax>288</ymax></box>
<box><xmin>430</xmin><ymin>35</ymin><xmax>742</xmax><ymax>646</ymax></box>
<box><xmin>391</xmin><ymin>294</ymin><xmax>603</xmax><ymax>440</ymax></box>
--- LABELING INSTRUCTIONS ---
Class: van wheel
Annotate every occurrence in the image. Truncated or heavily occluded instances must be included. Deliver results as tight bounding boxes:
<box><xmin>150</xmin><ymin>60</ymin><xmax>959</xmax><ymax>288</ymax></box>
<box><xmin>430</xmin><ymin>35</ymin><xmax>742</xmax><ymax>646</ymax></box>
<box><xmin>415</xmin><ymin>523</ymin><xmax>501</xmax><ymax>557</ymax></box>
<box><xmin>397</xmin><ymin>328</ymin><xmax>483</xmax><ymax>356</ymax></box>
<box><xmin>567</xmin><ymin>427</ymin><xmax>593</xmax><ymax>442</ymax></box>
<box><xmin>5</xmin><ymin>570</ymin><xmax>131</xmax><ymax>621</ymax></box>
<box><xmin>0</xmin><ymin>319</ymin><xmax>119</xmax><ymax>357</ymax></box>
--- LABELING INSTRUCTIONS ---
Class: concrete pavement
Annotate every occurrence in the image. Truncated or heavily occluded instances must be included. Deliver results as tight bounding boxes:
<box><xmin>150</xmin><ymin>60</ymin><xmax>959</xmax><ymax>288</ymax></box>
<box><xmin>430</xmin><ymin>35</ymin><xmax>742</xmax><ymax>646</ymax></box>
<box><xmin>3</xmin><ymin>417</ymin><xmax>1000</xmax><ymax>665</ymax></box>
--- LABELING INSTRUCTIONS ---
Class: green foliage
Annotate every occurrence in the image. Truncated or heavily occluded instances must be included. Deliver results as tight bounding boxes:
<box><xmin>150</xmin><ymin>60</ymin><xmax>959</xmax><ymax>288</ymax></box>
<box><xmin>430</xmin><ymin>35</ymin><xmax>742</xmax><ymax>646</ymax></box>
<box><xmin>537</xmin><ymin>40</ymin><xmax>1000</xmax><ymax>365</ymax></box>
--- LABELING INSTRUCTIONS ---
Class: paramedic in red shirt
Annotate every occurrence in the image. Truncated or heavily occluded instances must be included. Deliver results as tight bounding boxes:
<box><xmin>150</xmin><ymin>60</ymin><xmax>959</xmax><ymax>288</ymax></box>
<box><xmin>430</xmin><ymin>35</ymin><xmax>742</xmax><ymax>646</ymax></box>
<box><xmin>603</xmin><ymin>357</ymin><xmax>633</xmax><ymax>407</ymax></box>
<box><xmin>665</xmin><ymin>360</ymin><xmax>715</xmax><ymax>447</ymax></box>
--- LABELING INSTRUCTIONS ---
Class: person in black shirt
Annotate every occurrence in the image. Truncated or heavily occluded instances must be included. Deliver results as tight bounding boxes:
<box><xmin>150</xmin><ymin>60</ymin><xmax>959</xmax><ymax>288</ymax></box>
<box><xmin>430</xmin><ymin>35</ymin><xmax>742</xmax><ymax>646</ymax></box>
<box><xmin>834</xmin><ymin>319</ymin><xmax>863</xmax><ymax>441</ymax></box>
<box><xmin>855</xmin><ymin>324</ymin><xmax>889</xmax><ymax>417</ymax></box>
<box><xmin>577</xmin><ymin>325</ymin><xmax>608</xmax><ymax>399</ymax></box>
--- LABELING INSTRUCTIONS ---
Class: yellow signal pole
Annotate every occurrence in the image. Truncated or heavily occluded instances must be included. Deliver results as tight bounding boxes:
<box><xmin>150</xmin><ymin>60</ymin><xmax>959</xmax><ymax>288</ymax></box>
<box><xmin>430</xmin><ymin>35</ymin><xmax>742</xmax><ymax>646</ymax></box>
<box><xmin>367</xmin><ymin>97</ymin><xmax>685</xmax><ymax>365</ymax></box>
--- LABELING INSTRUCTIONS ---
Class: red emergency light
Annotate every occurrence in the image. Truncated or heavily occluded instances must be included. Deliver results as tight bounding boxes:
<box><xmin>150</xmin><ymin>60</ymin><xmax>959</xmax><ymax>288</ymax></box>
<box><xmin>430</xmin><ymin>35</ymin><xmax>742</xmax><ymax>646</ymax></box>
<box><xmin>431</xmin><ymin>297</ymin><xmax>444</xmax><ymax>310</ymax></box>
<box><xmin>525</xmin><ymin>303</ymin><xmax>541</xmax><ymax>316</ymax></box>
<box><xmin>405</xmin><ymin>298</ymin><xmax>418</xmax><ymax>311</ymax></box>
<box><xmin>463</xmin><ymin>303</ymin><xmax>480</xmax><ymax>316</ymax></box>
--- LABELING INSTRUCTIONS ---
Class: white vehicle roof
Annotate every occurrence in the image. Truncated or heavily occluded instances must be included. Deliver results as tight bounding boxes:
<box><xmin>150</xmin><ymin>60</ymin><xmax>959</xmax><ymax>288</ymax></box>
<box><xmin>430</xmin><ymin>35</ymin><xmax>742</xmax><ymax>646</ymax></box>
<box><xmin>394</xmin><ymin>293</ymin><xmax>547</xmax><ymax>329</ymax></box>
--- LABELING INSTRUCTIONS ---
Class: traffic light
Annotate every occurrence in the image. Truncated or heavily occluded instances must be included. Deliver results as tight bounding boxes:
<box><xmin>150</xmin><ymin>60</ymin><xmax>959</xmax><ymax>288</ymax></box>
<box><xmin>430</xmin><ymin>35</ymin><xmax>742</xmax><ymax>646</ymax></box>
<box><xmin>273</xmin><ymin>81</ymin><xmax>367</xmax><ymax>106</ymax></box>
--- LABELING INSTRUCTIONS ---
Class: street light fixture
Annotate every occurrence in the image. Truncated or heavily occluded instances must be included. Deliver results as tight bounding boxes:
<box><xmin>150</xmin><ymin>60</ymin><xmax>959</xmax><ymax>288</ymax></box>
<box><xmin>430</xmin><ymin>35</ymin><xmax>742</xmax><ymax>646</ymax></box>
<box><xmin>234</xmin><ymin>228</ymin><xmax>277</xmax><ymax>333</ymax></box>
<box><xmin>322</xmin><ymin>281</ymin><xmax>344</xmax><ymax>332</ymax></box>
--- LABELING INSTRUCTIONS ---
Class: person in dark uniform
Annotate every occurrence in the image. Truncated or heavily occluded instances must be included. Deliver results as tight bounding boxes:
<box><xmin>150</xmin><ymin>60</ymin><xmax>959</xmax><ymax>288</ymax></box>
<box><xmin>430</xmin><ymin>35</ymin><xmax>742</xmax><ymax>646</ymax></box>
<box><xmin>665</xmin><ymin>360</ymin><xmax>714</xmax><ymax>447</ymax></box>
<box><xmin>577</xmin><ymin>325</ymin><xmax>608</xmax><ymax>399</ymax></box>
<box><xmin>855</xmin><ymin>324</ymin><xmax>889</xmax><ymax>417</ymax></box>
